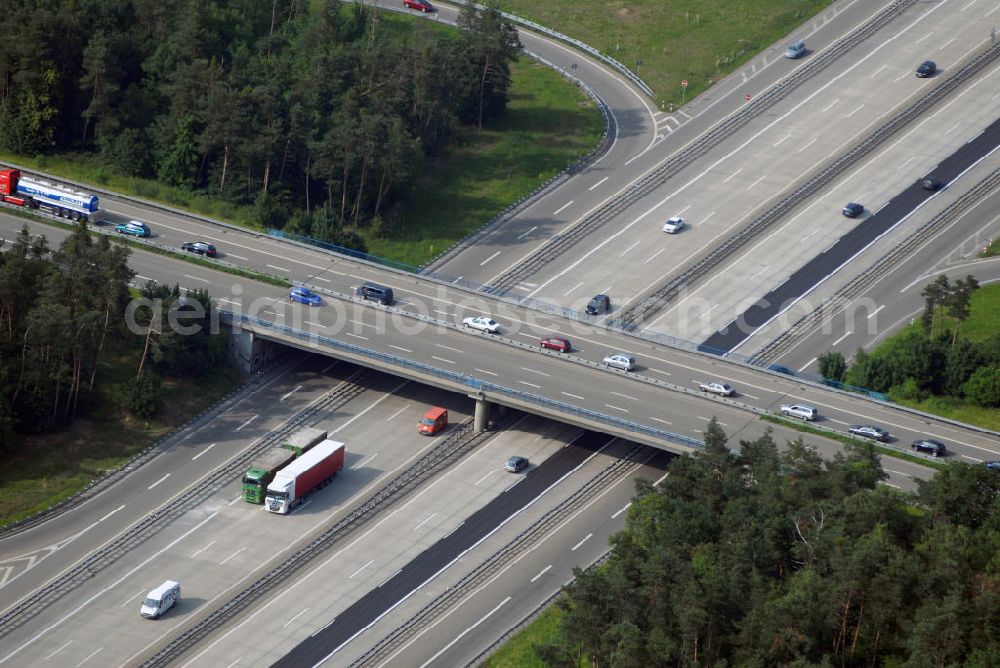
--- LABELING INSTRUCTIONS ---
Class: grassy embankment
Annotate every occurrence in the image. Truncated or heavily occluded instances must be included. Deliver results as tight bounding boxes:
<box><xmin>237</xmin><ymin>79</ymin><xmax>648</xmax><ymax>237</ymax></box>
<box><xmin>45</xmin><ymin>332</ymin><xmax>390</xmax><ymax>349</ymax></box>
<box><xmin>497</xmin><ymin>0</ymin><xmax>832</xmax><ymax>106</ymax></box>
<box><xmin>366</xmin><ymin>59</ymin><xmax>603</xmax><ymax>265</ymax></box>
<box><xmin>485</xmin><ymin>606</ymin><xmax>577</xmax><ymax>668</ymax></box>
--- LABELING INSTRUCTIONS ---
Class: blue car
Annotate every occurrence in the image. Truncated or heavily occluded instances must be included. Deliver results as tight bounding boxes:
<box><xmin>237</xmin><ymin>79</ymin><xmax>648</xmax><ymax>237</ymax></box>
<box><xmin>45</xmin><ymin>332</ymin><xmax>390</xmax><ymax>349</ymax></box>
<box><xmin>784</xmin><ymin>41</ymin><xmax>805</xmax><ymax>59</ymax></box>
<box><xmin>289</xmin><ymin>287</ymin><xmax>322</xmax><ymax>306</ymax></box>
<box><xmin>116</xmin><ymin>220</ymin><xmax>150</xmax><ymax>237</ymax></box>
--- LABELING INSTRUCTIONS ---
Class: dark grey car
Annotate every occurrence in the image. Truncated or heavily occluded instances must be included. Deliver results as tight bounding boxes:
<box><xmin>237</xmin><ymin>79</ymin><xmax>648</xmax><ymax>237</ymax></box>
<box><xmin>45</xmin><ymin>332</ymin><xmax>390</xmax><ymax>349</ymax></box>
<box><xmin>504</xmin><ymin>456</ymin><xmax>529</xmax><ymax>473</ymax></box>
<box><xmin>915</xmin><ymin>60</ymin><xmax>936</xmax><ymax>77</ymax></box>
<box><xmin>912</xmin><ymin>439</ymin><xmax>946</xmax><ymax>457</ymax></box>
<box><xmin>586</xmin><ymin>294</ymin><xmax>611</xmax><ymax>315</ymax></box>
<box><xmin>181</xmin><ymin>241</ymin><xmax>217</xmax><ymax>257</ymax></box>
<box><xmin>842</xmin><ymin>202</ymin><xmax>864</xmax><ymax>218</ymax></box>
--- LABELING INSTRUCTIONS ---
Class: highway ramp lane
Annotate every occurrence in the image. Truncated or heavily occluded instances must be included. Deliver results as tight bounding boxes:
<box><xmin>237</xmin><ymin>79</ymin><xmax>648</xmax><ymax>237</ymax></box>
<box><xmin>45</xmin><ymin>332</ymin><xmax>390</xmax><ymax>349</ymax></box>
<box><xmin>0</xmin><ymin>352</ymin><xmax>348</xmax><ymax>602</ymax></box>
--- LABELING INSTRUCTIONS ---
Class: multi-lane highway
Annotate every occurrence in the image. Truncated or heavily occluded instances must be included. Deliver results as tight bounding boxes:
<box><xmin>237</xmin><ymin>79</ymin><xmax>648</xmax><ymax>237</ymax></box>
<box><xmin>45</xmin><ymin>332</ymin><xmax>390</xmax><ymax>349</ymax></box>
<box><xmin>740</xmin><ymin>147</ymin><xmax>1000</xmax><ymax>370</ymax></box>
<box><xmin>434</xmin><ymin>0</ymin><xmax>1000</xmax><ymax>356</ymax></box>
<box><xmin>0</xmin><ymin>198</ymin><xmax>992</xmax><ymax>666</ymax></box>
<box><xmin>427</xmin><ymin>0</ymin><xmax>896</xmax><ymax>290</ymax></box>
<box><xmin>702</xmin><ymin>113</ymin><xmax>1000</xmax><ymax>353</ymax></box>
<box><xmin>0</xmin><ymin>344</ymin><xmax>908</xmax><ymax>667</ymax></box>
<box><xmin>3</xmin><ymin>0</ymin><xmax>1000</xmax><ymax>665</ymax></box>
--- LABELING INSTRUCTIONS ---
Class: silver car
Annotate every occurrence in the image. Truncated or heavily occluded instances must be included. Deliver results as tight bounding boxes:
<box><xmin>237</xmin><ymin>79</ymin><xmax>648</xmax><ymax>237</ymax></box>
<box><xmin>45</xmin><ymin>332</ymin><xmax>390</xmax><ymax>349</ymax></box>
<box><xmin>699</xmin><ymin>382</ymin><xmax>734</xmax><ymax>397</ymax></box>
<box><xmin>603</xmin><ymin>353</ymin><xmax>636</xmax><ymax>371</ymax></box>
<box><xmin>662</xmin><ymin>216</ymin><xmax>685</xmax><ymax>234</ymax></box>
<box><xmin>848</xmin><ymin>425</ymin><xmax>890</xmax><ymax>442</ymax></box>
<box><xmin>781</xmin><ymin>404</ymin><xmax>817</xmax><ymax>420</ymax></box>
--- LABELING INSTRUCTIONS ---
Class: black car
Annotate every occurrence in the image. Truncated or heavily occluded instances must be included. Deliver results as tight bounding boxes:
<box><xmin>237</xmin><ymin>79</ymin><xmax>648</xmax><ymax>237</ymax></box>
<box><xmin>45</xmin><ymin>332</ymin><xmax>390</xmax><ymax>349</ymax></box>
<box><xmin>912</xmin><ymin>439</ymin><xmax>946</xmax><ymax>457</ymax></box>
<box><xmin>849</xmin><ymin>425</ymin><xmax>890</xmax><ymax>442</ymax></box>
<box><xmin>984</xmin><ymin>461</ymin><xmax>1000</xmax><ymax>471</ymax></box>
<box><xmin>586</xmin><ymin>294</ymin><xmax>611</xmax><ymax>315</ymax></box>
<box><xmin>768</xmin><ymin>364</ymin><xmax>794</xmax><ymax>376</ymax></box>
<box><xmin>842</xmin><ymin>202</ymin><xmax>864</xmax><ymax>218</ymax></box>
<box><xmin>920</xmin><ymin>177</ymin><xmax>941</xmax><ymax>191</ymax></box>
<box><xmin>915</xmin><ymin>60</ymin><xmax>936</xmax><ymax>78</ymax></box>
<box><xmin>181</xmin><ymin>241</ymin><xmax>217</xmax><ymax>257</ymax></box>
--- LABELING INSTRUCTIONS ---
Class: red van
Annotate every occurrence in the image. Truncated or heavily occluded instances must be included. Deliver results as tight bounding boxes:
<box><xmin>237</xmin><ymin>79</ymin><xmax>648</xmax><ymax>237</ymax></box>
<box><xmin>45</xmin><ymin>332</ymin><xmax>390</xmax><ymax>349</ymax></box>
<box><xmin>418</xmin><ymin>407</ymin><xmax>448</xmax><ymax>435</ymax></box>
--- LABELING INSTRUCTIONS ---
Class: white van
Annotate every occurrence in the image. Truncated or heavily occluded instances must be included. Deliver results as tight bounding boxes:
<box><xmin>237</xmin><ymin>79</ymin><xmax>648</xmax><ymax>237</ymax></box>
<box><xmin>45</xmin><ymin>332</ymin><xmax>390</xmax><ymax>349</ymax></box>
<box><xmin>140</xmin><ymin>580</ymin><xmax>180</xmax><ymax>619</ymax></box>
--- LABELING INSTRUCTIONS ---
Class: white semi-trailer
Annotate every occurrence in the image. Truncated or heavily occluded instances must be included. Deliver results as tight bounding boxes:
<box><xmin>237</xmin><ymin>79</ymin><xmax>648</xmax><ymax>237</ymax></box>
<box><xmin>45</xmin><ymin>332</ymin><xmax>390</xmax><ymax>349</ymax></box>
<box><xmin>265</xmin><ymin>440</ymin><xmax>346</xmax><ymax>514</ymax></box>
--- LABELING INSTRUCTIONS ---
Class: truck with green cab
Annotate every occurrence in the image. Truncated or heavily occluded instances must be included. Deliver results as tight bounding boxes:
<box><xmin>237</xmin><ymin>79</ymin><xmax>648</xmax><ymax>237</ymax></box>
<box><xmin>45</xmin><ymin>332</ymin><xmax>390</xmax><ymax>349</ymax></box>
<box><xmin>242</xmin><ymin>427</ymin><xmax>327</xmax><ymax>503</ymax></box>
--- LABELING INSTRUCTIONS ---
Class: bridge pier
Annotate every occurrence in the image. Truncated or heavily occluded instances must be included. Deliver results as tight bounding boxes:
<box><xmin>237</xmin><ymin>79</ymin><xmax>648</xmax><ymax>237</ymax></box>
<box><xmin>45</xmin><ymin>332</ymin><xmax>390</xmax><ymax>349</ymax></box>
<box><xmin>472</xmin><ymin>396</ymin><xmax>493</xmax><ymax>432</ymax></box>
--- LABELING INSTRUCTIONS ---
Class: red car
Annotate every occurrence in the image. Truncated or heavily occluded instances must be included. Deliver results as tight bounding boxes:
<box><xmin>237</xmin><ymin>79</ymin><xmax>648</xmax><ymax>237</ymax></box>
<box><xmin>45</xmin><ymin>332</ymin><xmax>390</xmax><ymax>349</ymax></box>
<box><xmin>540</xmin><ymin>336</ymin><xmax>571</xmax><ymax>352</ymax></box>
<box><xmin>404</xmin><ymin>0</ymin><xmax>433</xmax><ymax>11</ymax></box>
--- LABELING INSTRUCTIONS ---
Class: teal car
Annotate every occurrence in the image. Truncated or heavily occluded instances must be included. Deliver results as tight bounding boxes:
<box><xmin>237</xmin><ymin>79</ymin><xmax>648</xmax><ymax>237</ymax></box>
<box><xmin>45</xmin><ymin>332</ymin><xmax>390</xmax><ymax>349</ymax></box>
<box><xmin>116</xmin><ymin>220</ymin><xmax>150</xmax><ymax>237</ymax></box>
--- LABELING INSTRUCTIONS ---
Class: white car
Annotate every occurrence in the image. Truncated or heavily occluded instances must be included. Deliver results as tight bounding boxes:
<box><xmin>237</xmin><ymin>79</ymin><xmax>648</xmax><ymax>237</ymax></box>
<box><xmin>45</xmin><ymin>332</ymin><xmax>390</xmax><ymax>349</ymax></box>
<box><xmin>781</xmin><ymin>404</ymin><xmax>818</xmax><ymax>421</ymax></box>
<box><xmin>698</xmin><ymin>382</ymin><xmax>734</xmax><ymax>397</ymax></box>
<box><xmin>462</xmin><ymin>315</ymin><xmax>501</xmax><ymax>333</ymax></box>
<box><xmin>602</xmin><ymin>353</ymin><xmax>636</xmax><ymax>371</ymax></box>
<box><xmin>662</xmin><ymin>217</ymin><xmax>685</xmax><ymax>234</ymax></box>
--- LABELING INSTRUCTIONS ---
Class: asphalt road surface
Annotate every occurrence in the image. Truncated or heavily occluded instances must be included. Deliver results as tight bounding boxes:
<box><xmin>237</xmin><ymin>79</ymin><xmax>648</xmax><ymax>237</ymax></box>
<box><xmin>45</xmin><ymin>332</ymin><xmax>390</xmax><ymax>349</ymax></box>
<box><xmin>275</xmin><ymin>431</ymin><xmax>616</xmax><ymax>666</ymax></box>
<box><xmin>702</xmin><ymin>112</ymin><xmax>1000</xmax><ymax>352</ymax></box>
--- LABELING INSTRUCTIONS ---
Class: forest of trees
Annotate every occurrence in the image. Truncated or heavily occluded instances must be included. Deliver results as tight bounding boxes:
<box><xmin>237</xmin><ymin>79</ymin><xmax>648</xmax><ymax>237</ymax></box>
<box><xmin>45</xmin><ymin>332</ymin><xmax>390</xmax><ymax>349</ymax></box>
<box><xmin>0</xmin><ymin>0</ymin><xmax>520</xmax><ymax>245</ymax></box>
<box><xmin>817</xmin><ymin>276</ymin><xmax>1000</xmax><ymax>407</ymax></box>
<box><xmin>0</xmin><ymin>225</ymin><xmax>131</xmax><ymax>446</ymax></box>
<box><xmin>0</xmin><ymin>225</ymin><xmax>225</xmax><ymax>451</ymax></box>
<box><xmin>542</xmin><ymin>421</ymin><xmax>1000</xmax><ymax>666</ymax></box>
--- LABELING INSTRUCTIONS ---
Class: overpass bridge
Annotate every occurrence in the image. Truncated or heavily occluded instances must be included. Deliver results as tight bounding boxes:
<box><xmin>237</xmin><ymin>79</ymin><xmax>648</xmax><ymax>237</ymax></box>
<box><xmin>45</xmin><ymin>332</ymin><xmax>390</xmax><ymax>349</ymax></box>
<box><xmin>219</xmin><ymin>265</ymin><xmax>1000</xmax><ymax>462</ymax></box>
